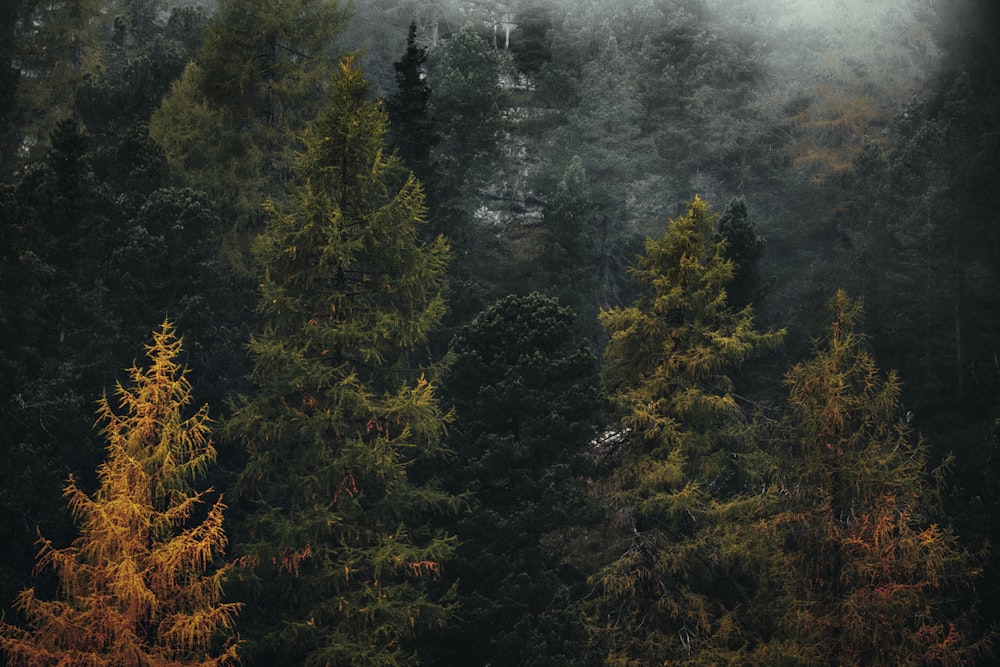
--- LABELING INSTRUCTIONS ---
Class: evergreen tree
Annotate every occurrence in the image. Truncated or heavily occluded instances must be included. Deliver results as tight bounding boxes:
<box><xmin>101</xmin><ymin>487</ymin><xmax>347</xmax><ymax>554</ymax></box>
<box><xmin>429</xmin><ymin>293</ymin><xmax>604</xmax><ymax>667</ymax></box>
<box><xmin>0</xmin><ymin>322</ymin><xmax>240</xmax><ymax>667</ymax></box>
<box><xmin>540</xmin><ymin>156</ymin><xmax>603</xmax><ymax>338</ymax></box>
<box><xmin>0</xmin><ymin>0</ymin><xmax>107</xmax><ymax>177</ymax></box>
<box><xmin>427</xmin><ymin>25</ymin><xmax>506</xmax><ymax>185</ymax></box>
<box><xmin>423</xmin><ymin>25</ymin><xmax>510</xmax><ymax>328</ymax></box>
<box><xmin>386</xmin><ymin>22</ymin><xmax>435</xmax><ymax>183</ymax></box>
<box><xmin>151</xmin><ymin>0</ymin><xmax>348</xmax><ymax>232</ymax></box>
<box><xmin>715</xmin><ymin>196</ymin><xmax>768</xmax><ymax>311</ymax></box>
<box><xmin>587</xmin><ymin>195</ymin><xmax>784</xmax><ymax>664</ymax></box>
<box><xmin>226</xmin><ymin>56</ymin><xmax>457</xmax><ymax>667</ymax></box>
<box><xmin>765</xmin><ymin>291</ymin><xmax>991</xmax><ymax>665</ymax></box>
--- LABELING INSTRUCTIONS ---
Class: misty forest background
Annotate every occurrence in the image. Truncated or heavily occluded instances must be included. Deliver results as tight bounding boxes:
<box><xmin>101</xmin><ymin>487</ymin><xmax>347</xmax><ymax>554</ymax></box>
<box><xmin>1</xmin><ymin>0</ymin><xmax>1000</xmax><ymax>664</ymax></box>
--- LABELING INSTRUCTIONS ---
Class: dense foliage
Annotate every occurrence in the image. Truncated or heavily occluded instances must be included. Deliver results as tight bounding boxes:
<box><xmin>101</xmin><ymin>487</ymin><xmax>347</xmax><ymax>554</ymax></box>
<box><xmin>0</xmin><ymin>322</ymin><xmax>239</xmax><ymax>666</ymax></box>
<box><xmin>2</xmin><ymin>0</ymin><xmax>998</xmax><ymax>665</ymax></box>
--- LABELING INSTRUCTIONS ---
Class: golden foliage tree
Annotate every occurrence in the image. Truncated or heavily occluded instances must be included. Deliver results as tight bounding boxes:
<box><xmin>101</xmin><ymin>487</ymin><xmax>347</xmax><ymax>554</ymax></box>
<box><xmin>588</xmin><ymin>196</ymin><xmax>785</xmax><ymax>664</ymax></box>
<box><xmin>766</xmin><ymin>291</ymin><xmax>991</xmax><ymax>665</ymax></box>
<box><xmin>0</xmin><ymin>322</ymin><xmax>240</xmax><ymax>667</ymax></box>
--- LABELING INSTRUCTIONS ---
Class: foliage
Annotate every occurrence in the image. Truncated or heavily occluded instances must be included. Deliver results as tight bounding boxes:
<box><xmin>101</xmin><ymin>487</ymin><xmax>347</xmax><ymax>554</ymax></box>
<box><xmin>0</xmin><ymin>322</ymin><xmax>240</xmax><ymax>667</ymax></box>
<box><xmin>588</xmin><ymin>195</ymin><xmax>785</xmax><ymax>664</ymax></box>
<box><xmin>387</xmin><ymin>22</ymin><xmax>436</xmax><ymax>185</ymax></box>
<box><xmin>225</xmin><ymin>56</ymin><xmax>457</xmax><ymax>667</ymax></box>
<box><xmin>0</xmin><ymin>0</ymin><xmax>108</xmax><ymax>178</ymax></box>
<box><xmin>764</xmin><ymin>291</ymin><xmax>991</xmax><ymax>665</ymax></box>
<box><xmin>714</xmin><ymin>196</ymin><xmax>768</xmax><ymax>311</ymax></box>
<box><xmin>421</xmin><ymin>24</ymin><xmax>512</xmax><ymax>328</ymax></box>
<box><xmin>427</xmin><ymin>25</ymin><xmax>507</xmax><ymax>188</ymax></box>
<box><xmin>428</xmin><ymin>292</ymin><xmax>604</xmax><ymax>667</ymax></box>
<box><xmin>151</xmin><ymin>0</ymin><xmax>348</xmax><ymax>233</ymax></box>
<box><xmin>838</xmin><ymin>66</ymin><xmax>1000</xmax><ymax>412</ymax></box>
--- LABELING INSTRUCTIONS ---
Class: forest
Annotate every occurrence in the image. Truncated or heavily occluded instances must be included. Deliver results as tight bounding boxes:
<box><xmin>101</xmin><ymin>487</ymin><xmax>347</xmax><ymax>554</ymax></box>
<box><xmin>1</xmin><ymin>0</ymin><xmax>999</xmax><ymax>664</ymax></box>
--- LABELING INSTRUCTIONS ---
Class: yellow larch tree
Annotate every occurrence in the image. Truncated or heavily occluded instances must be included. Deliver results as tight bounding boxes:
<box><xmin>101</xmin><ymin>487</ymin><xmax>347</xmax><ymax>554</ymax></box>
<box><xmin>0</xmin><ymin>321</ymin><xmax>240</xmax><ymax>667</ymax></box>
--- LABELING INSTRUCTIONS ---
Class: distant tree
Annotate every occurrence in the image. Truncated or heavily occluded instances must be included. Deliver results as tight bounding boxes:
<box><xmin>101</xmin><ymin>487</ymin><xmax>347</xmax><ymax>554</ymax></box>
<box><xmin>423</xmin><ymin>25</ymin><xmax>511</xmax><ymax>327</ymax></box>
<box><xmin>225</xmin><ymin>56</ymin><xmax>457</xmax><ymax>667</ymax></box>
<box><xmin>551</xmin><ymin>34</ymin><xmax>648</xmax><ymax>310</ymax></box>
<box><xmin>765</xmin><ymin>291</ymin><xmax>991</xmax><ymax>665</ymax></box>
<box><xmin>587</xmin><ymin>195</ymin><xmax>784</xmax><ymax>664</ymax></box>
<box><xmin>428</xmin><ymin>25</ymin><xmax>506</xmax><ymax>187</ymax></box>
<box><xmin>151</xmin><ymin>0</ymin><xmax>348</xmax><ymax>232</ymax></box>
<box><xmin>428</xmin><ymin>293</ymin><xmax>604</xmax><ymax>667</ymax></box>
<box><xmin>715</xmin><ymin>196</ymin><xmax>768</xmax><ymax>311</ymax></box>
<box><xmin>539</xmin><ymin>156</ymin><xmax>604</xmax><ymax>336</ymax></box>
<box><xmin>0</xmin><ymin>0</ymin><xmax>107</xmax><ymax>178</ymax></box>
<box><xmin>508</xmin><ymin>2</ymin><xmax>553</xmax><ymax>75</ymax></box>
<box><xmin>74</xmin><ymin>1</ymin><xmax>207</xmax><ymax>193</ymax></box>
<box><xmin>836</xmin><ymin>67</ymin><xmax>1000</xmax><ymax>417</ymax></box>
<box><xmin>387</xmin><ymin>21</ymin><xmax>436</xmax><ymax>181</ymax></box>
<box><xmin>0</xmin><ymin>322</ymin><xmax>240</xmax><ymax>667</ymax></box>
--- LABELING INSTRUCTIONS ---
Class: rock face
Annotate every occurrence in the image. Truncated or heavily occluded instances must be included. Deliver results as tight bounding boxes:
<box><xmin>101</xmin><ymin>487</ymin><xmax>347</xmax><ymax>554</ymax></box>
<box><xmin>475</xmin><ymin>66</ymin><xmax>549</xmax><ymax>231</ymax></box>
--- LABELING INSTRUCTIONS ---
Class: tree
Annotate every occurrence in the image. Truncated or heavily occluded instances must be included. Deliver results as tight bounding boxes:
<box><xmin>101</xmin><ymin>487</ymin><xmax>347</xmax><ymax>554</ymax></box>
<box><xmin>0</xmin><ymin>114</ymin><xmax>252</xmax><ymax>622</ymax></box>
<box><xmin>386</xmin><ymin>22</ymin><xmax>436</xmax><ymax>186</ymax></box>
<box><xmin>151</xmin><ymin>0</ymin><xmax>348</xmax><ymax>232</ymax></box>
<box><xmin>423</xmin><ymin>25</ymin><xmax>511</xmax><ymax>327</ymax></box>
<box><xmin>539</xmin><ymin>156</ymin><xmax>604</xmax><ymax>337</ymax></box>
<box><xmin>714</xmin><ymin>196</ymin><xmax>768</xmax><ymax>311</ymax></box>
<box><xmin>428</xmin><ymin>293</ymin><xmax>604</xmax><ymax>667</ymax></box>
<box><xmin>765</xmin><ymin>291</ymin><xmax>991</xmax><ymax>665</ymax></box>
<box><xmin>0</xmin><ymin>322</ymin><xmax>240</xmax><ymax>667</ymax></box>
<box><xmin>225</xmin><ymin>56</ymin><xmax>457</xmax><ymax>667</ymax></box>
<box><xmin>587</xmin><ymin>195</ymin><xmax>784</xmax><ymax>664</ymax></box>
<box><xmin>427</xmin><ymin>25</ymin><xmax>506</xmax><ymax>190</ymax></box>
<box><xmin>0</xmin><ymin>0</ymin><xmax>107</xmax><ymax>178</ymax></box>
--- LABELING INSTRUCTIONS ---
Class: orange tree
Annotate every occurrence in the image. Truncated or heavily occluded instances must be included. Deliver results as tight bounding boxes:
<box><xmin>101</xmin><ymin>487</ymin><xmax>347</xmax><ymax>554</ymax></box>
<box><xmin>765</xmin><ymin>291</ymin><xmax>991</xmax><ymax>665</ymax></box>
<box><xmin>0</xmin><ymin>322</ymin><xmax>239</xmax><ymax>667</ymax></box>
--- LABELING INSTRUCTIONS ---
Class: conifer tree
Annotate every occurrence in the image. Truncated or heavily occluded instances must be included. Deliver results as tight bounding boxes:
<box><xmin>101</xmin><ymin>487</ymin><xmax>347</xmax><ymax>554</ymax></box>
<box><xmin>387</xmin><ymin>22</ymin><xmax>435</xmax><ymax>184</ymax></box>
<box><xmin>588</xmin><ymin>195</ymin><xmax>784</xmax><ymax>664</ymax></box>
<box><xmin>151</xmin><ymin>0</ymin><xmax>348</xmax><ymax>231</ymax></box>
<box><xmin>226</xmin><ymin>56</ymin><xmax>456</xmax><ymax>667</ymax></box>
<box><xmin>766</xmin><ymin>291</ymin><xmax>991</xmax><ymax>665</ymax></box>
<box><xmin>0</xmin><ymin>322</ymin><xmax>240</xmax><ymax>667</ymax></box>
<box><xmin>428</xmin><ymin>293</ymin><xmax>604</xmax><ymax>667</ymax></box>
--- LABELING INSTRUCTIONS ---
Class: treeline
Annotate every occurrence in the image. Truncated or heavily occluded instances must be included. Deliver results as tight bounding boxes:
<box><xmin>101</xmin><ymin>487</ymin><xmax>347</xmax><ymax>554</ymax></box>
<box><xmin>1</xmin><ymin>0</ymin><xmax>998</xmax><ymax>665</ymax></box>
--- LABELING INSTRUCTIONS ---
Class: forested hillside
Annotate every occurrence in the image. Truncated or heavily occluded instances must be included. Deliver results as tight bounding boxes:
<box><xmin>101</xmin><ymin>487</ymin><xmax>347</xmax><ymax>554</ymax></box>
<box><xmin>2</xmin><ymin>0</ymin><xmax>998</xmax><ymax>665</ymax></box>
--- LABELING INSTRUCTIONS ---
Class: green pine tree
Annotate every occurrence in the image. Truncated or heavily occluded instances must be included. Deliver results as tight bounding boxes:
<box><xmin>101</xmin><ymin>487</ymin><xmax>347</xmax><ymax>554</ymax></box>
<box><xmin>588</xmin><ymin>195</ymin><xmax>784</xmax><ymax>664</ymax></box>
<box><xmin>226</xmin><ymin>55</ymin><xmax>457</xmax><ymax>667</ymax></box>
<box><xmin>429</xmin><ymin>293</ymin><xmax>605</xmax><ymax>667</ymax></box>
<box><xmin>151</xmin><ymin>0</ymin><xmax>348</xmax><ymax>233</ymax></box>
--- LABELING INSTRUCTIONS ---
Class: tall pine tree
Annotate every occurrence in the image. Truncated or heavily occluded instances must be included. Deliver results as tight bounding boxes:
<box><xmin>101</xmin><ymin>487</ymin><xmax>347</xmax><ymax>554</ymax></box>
<box><xmin>587</xmin><ymin>195</ymin><xmax>784</xmax><ymax>664</ymax></box>
<box><xmin>0</xmin><ymin>322</ymin><xmax>240</xmax><ymax>667</ymax></box>
<box><xmin>226</xmin><ymin>56</ymin><xmax>457</xmax><ymax>667</ymax></box>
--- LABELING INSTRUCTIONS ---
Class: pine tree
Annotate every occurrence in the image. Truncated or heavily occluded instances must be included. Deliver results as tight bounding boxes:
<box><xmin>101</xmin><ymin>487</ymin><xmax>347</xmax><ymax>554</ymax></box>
<box><xmin>226</xmin><ymin>55</ymin><xmax>457</xmax><ymax>667</ymax></box>
<box><xmin>765</xmin><ymin>291</ymin><xmax>991</xmax><ymax>665</ymax></box>
<box><xmin>386</xmin><ymin>22</ymin><xmax>435</xmax><ymax>183</ymax></box>
<box><xmin>151</xmin><ymin>0</ymin><xmax>348</xmax><ymax>232</ymax></box>
<box><xmin>429</xmin><ymin>293</ymin><xmax>604</xmax><ymax>667</ymax></box>
<box><xmin>0</xmin><ymin>322</ymin><xmax>240</xmax><ymax>667</ymax></box>
<box><xmin>588</xmin><ymin>195</ymin><xmax>784</xmax><ymax>664</ymax></box>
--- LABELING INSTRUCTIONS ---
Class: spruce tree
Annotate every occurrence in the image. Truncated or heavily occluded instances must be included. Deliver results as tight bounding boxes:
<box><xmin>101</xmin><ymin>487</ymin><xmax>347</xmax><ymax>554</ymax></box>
<box><xmin>387</xmin><ymin>22</ymin><xmax>435</xmax><ymax>184</ymax></box>
<box><xmin>226</xmin><ymin>56</ymin><xmax>456</xmax><ymax>667</ymax></box>
<box><xmin>588</xmin><ymin>195</ymin><xmax>784</xmax><ymax>664</ymax></box>
<box><xmin>0</xmin><ymin>322</ymin><xmax>240</xmax><ymax>667</ymax></box>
